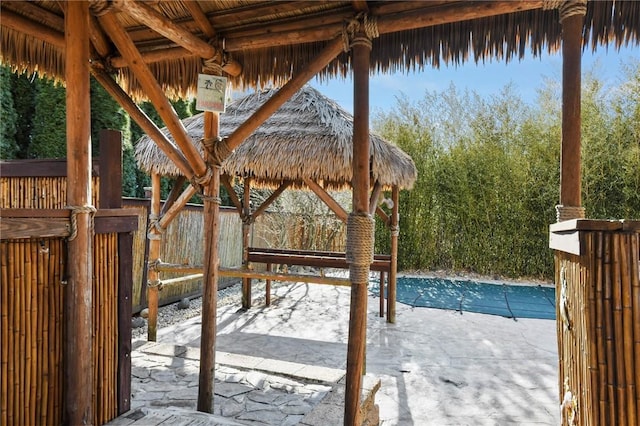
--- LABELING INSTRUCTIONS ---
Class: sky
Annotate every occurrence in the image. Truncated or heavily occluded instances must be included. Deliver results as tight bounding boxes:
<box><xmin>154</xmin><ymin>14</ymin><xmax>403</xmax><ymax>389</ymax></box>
<box><xmin>309</xmin><ymin>43</ymin><xmax>639</xmax><ymax>115</ymax></box>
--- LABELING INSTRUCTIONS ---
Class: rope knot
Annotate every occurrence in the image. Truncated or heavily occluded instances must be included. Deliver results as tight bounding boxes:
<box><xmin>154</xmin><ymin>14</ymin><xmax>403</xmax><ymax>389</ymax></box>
<box><xmin>65</xmin><ymin>205</ymin><xmax>97</xmax><ymax>242</ymax></box>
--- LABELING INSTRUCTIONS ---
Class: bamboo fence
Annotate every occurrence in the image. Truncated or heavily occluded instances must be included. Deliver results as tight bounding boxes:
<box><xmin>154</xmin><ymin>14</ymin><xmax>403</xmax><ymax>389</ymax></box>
<box><xmin>0</xmin><ymin>176</ymin><xmax>100</xmax><ymax>209</ymax></box>
<box><xmin>1</xmin><ymin>238</ymin><xmax>64</xmax><ymax>426</ymax></box>
<box><xmin>555</xmin><ymin>227</ymin><xmax>640</xmax><ymax>426</ymax></box>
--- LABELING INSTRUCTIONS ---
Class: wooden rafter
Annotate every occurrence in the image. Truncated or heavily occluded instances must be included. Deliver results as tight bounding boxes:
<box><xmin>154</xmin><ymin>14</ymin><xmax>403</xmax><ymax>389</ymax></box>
<box><xmin>1</xmin><ymin>8</ymin><xmax>65</xmax><ymax>48</ymax></box>
<box><xmin>252</xmin><ymin>181</ymin><xmax>292</xmax><ymax>220</ymax></box>
<box><xmin>98</xmin><ymin>12</ymin><xmax>208</xmax><ymax>177</ymax></box>
<box><xmin>221</xmin><ymin>174</ymin><xmax>243</xmax><ymax>214</ymax></box>
<box><xmin>303</xmin><ymin>178</ymin><xmax>348</xmax><ymax>223</ymax></box>
<box><xmin>91</xmin><ymin>67</ymin><xmax>195</xmax><ymax>180</ymax></box>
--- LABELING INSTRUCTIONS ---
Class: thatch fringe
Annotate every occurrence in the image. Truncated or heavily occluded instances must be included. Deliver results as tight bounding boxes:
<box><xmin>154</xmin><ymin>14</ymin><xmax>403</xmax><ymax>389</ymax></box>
<box><xmin>135</xmin><ymin>85</ymin><xmax>417</xmax><ymax>190</ymax></box>
<box><xmin>2</xmin><ymin>1</ymin><xmax>638</xmax><ymax>98</ymax></box>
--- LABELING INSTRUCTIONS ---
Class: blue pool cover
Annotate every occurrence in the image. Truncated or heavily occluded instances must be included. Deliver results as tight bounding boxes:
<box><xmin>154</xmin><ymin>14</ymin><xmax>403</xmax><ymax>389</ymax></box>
<box><xmin>372</xmin><ymin>276</ymin><xmax>556</xmax><ymax>320</ymax></box>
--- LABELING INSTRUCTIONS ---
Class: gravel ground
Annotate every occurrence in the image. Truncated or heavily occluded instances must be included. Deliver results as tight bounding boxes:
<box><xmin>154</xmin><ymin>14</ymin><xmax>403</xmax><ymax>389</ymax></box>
<box><xmin>131</xmin><ymin>279</ymin><xmax>274</xmax><ymax>341</ymax></box>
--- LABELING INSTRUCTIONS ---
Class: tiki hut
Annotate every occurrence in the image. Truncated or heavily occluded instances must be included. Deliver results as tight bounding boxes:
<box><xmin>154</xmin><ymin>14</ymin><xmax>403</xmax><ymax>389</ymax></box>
<box><xmin>2</xmin><ymin>2</ymin><xmax>639</xmax><ymax>425</ymax></box>
<box><xmin>135</xmin><ymin>84</ymin><xmax>416</xmax><ymax>320</ymax></box>
<box><xmin>135</xmin><ymin>85</ymin><xmax>416</xmax><ymax>191</ymax></box>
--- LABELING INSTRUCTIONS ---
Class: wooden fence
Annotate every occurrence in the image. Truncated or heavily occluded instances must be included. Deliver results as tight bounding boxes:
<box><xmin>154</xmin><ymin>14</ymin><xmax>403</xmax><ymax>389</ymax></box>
<box><xmin>550</xmin><ymin>219</ymin><xmax>640</xmax><ymax>426</ymax></box>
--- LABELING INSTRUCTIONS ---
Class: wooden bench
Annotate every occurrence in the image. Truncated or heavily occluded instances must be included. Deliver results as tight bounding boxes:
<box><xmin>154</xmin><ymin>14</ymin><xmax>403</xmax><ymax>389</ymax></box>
<box><xmin>239</xmin><ymin>247</ymin><xmax>392</xmax><ymax>316</ymax></box>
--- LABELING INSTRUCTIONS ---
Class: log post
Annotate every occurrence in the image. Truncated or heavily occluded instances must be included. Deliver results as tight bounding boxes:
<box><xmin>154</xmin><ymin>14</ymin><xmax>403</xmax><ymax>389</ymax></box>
<box><xmin>146</xmin><ymin>173</ymin><xmax>162</xmax><ymax>341</ymax></box>
<box><xmin>197</xmin><ymin>63</ymin><xmax>224</xmax><ymax>414</ymax></box>
<box><xmin>345</xmin><ymin>28</ymin><xmax>374</xmax><ymax>426</ymax></box>
<box><xmin>241</xmin><ymin>178</ymin><xmax>253</xmax><ymax>309</ymax></box>
<box><xmin>388</xmin><ymin>185</ymin><xmax>399</xmax><ymax>323</ymax></box>
<box><xmin>63</xmin><ymin>2</ymin><xmax>94</xmax><ymax>424</ymax></box>
<box><xmin>555</xmin><ymin>0</ymin><xmax>586</xmax><ymax>222</ymax></box>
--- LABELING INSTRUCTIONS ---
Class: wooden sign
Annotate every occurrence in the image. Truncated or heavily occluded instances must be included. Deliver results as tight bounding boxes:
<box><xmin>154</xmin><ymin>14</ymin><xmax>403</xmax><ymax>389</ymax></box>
<box><xmin>196</xmin><ymin>74</ymin><xmax>227</xmax><ymax>112</ymax></box>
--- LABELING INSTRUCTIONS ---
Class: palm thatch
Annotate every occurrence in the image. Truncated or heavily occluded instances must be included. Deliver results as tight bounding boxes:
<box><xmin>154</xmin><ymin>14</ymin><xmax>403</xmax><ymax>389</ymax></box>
<box><xmin>135</xmin><ymin>85</ymin><xmax>417</xmax><ymax>190</ymax></box>
<box><xmin>1</xmin><ymin>1</ymin><xmax>638</xmax><ymax>99</ymax></box>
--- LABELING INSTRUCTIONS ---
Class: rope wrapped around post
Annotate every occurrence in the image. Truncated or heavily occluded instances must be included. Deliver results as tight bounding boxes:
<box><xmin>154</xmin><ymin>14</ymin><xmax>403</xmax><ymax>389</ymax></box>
<box><xmin>202</xmin><ymin>136</ymin><xmax>233</xmax><ymax>167</ymax></box>
<box><xmin>555</xmin><ymin>204</ymin><xmax>586</xmax><ymax>222</ymax></box>
<box><xmin>147</xmin><ymin>213</ymin><xmax>165</xmax><ymax>239</ymax></box>
<box><xmin>342</xmin><ymin>12</ymin><xmax>379</xmax><ymax>52</ymax></box>
<box><xmin>346</xmin><ymin>213</ymin><xmax>375</xmax><ymax>283</ymax></box>
<box><xmin>543</xmin><ymin>0</ymin><xmax>587</xmax><ymax>21</ymax></box>
<box><xmin>65</xmin><ymin>205</ymin><xmax>97</xmax><ymax>241</ymax></box>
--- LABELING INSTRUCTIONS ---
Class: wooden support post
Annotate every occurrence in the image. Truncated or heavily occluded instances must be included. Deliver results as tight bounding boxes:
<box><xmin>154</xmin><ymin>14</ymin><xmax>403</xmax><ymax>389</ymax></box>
<box><xmin>558</xmin><ymin>4</ymin><xmax>586</xmax><ymax>221</ymax></box>
<box><xmin>345</xmin><ymin>31</ymin><xmax>372</xmax><ymax>426</ymax></box>
<box><xmin>99</xmin><ymin>130</ymin><xmax>122</xmax><ymax>209</ymax></box>
<box><xmin>147</xmin><ymin>173</ymin><xmax>162</xmax><ymax>341</ymax></box>
<box><xmin>388</xmin><ymin>186</ymin><xmax>399</xmax><ymax>323</ymax></box>
<box><xmin>63</xmin><ymin>2</ymin><xmax>93</xmax><ymax>424</ymax></box>
<box><xmin>117</xmin><ymin>230</ymin><xmax>133</xmax><ymax>415</ymax></box>
<box><xmin>197</xmin><ymin>108</ymin><xmax>222</xmax><ymax>413</ymax></box>
<box><xmin>242</xmin><ymin>178</ymin><xmax>252</xmax><ymax>309</ymax></box>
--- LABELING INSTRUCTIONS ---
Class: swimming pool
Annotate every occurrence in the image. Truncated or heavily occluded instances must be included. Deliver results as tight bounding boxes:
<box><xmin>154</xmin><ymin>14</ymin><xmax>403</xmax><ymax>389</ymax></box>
<box><xmin>373</xmin><ymin>276</ymin><xmax>556</xmax><ymax>320</ymax></box>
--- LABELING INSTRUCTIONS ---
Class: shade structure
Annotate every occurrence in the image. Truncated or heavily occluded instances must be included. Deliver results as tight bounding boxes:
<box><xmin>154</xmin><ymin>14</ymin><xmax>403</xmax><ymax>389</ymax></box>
<box><xmin>135</xmin><ymin>85</ymin><xmax>417</xmax><ymax>191</ymax></box>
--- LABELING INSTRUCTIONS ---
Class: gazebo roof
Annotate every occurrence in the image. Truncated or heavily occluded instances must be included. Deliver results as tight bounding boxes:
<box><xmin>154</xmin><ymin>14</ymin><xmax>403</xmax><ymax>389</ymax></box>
<box><xmin>135</xmin><ymin>85</ymin><xmax>417</xmax><ymax>190</ymax></box>
<box><xmin>1</xmin><ymin>1</ymin><xmax>638</xmax><ymax>100</ymax></box>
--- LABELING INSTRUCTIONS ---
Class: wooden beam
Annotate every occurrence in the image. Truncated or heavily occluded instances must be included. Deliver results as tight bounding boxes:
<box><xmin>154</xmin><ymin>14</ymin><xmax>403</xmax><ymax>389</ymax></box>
<box><xmin>183</xmin><ymin>1</ymin><xmax>217</xmax><ymax>39</ymax></box>
<box><xmin>252</xmin><ymin>181</ymin><xmax>291</xmax><ymax>219</ymax></box>
<box><xmin>0</xmin><ymin>8</ymin><xmax>65</xmax><ymax>48</ymax></box>
<box><xmin>89</xmin><ymin>14</ymin><xmax>112</xmax><ymax>58</ymax></box>
<box><xmin>2</xmin><ymin>1</ymin><xmax>64</xmax><ymax>32</ymax></box>
<box><xmin>368</xmin><ymin>180</ymin><xmax>383</xmax><ymax>216</ymax></box>
<box><xmin>114</xmin><ymin>0</ymin><xmax>218</xmax><ymax>58</ymax></box>
<box><xmin>224</xmin><ymin>36</ymin><xmax>344</xmax><ymax>151</ymax></box>
<box><xmin>91</xmin><ymin>67</ymin><xmax>195</xmax><ymax>180</ymax></box>
<box><xmin>63</xmin><ymin>2</ymin><xmax>93</xmax><ymax>424</ymax></box>
<box><xmin>224</xmin><ymin>1</ymin><xmax>543</xmax><ymax>51</ymax></box>
<box><xmin>109</xmin><ymin>46</ymin><xmax>194</xmax><ymax>68</ymax></box>
<box><xmin>160</xmin><ymin>176</ymin><xmax>187</xmax><ymax>216</ymax></box>
<box><xmin>375</xmin><ymin>205</ymin><xmax>390</xmax><ymax>225</ymax></box>
<box><xmin>98</xmin><ymin>12</ymin><xmax>208</xmax><ymax>178</ymax></box>
<box><xmin>219</xmin><ymin>267</ymin><xmax>351</xmax><ymax>287</ymax></box>
<box><xmin>303</xmin><ymin>178</ymin><xmax>348</xmax><ymax>223</ymax></box>
<box><xmin>221</xmin><ymin>174</ymin><xmax>243</xmax><ymax>214</ymax></box>
<box><xmin>0</xmin><ymin>218</ymin><xmax>69</xmax><ymax>239</ymax></box>
<box><xmin>157</xmin><ymin>185</ymin><xmax>198</xmax><ymax>231</ymax></box>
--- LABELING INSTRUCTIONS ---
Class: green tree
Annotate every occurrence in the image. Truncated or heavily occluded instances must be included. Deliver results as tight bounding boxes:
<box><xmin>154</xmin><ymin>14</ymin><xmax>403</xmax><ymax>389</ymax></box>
<box><xmin>0</xmin><ymin>66</ymin><xmax>18</xmax><ymax>158</ymax></box>
<box><xmin>10</xmin><ymin>71</ymin><xmax>37</xmax><ymax>158</ymax></box>
<box><xmin>29</xmin><ymin>78</ymin><xmax>67</xmax><ymax>158</ymax></box>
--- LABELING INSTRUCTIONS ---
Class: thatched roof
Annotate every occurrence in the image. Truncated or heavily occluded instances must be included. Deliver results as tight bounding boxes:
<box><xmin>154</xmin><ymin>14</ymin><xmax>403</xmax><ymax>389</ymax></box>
<box><xmin>135</xmin><ymin>85</ymin><xmax>417</xmax><ymax>190</ymax></box>
<box><xmin>1</xmin><ymin>1</ymin><xmax>638</xmax><ymax>100</ymax></box>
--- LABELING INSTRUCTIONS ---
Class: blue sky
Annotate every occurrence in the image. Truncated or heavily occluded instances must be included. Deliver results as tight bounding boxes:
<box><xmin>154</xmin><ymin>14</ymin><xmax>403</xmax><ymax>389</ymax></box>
<box><xmin>310</xmin><ymin>43</ymin><xmax>639</xmax><ymax>114</ymax></box>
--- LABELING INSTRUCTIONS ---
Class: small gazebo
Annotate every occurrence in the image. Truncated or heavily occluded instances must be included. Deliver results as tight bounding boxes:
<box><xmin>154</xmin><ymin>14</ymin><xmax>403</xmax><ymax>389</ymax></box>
<box><xmin>135</xmin><ymin>84</ymin><xmax>417</xmax><ymax>325</ymax></box>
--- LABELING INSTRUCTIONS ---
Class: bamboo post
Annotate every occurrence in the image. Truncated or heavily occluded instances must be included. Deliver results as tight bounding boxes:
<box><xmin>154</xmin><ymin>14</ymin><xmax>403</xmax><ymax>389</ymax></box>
<box><xmin>344</xmin><ymin>29</ymin><xmax>372</xmax><ymax>426</ymax></box>
<box><xmin>63</xmin><ymin>2</ymin><xmax>94</xmax><ymax>424</ymax></box>
<box><xmin>388</xmin><ymin>185</ymin><xmax>399</xmax><ymax>323</ymax></box>
<box><xmin>242</xmin><ymin>178</ymin><xmax>252</xmax><ymax>309</ymax></box>
<box><xmin>147</xmin><ymin>173</ymin><xmax>162</xmax><ymax>341</ymax></box>
<box><xmin>197</xmin><ymin>63</ymin><xmax>224</xmax><ymax>414</ymax></box>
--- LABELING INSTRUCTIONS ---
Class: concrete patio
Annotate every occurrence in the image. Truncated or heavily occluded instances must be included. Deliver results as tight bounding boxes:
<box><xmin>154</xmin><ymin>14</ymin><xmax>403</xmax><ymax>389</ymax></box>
<box><xmin>114</xmin><ymin>281</ymin><xmax>559</xmax><ymax>425</ymax></box>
